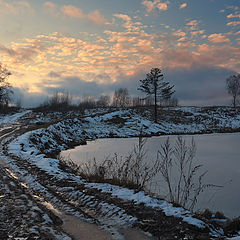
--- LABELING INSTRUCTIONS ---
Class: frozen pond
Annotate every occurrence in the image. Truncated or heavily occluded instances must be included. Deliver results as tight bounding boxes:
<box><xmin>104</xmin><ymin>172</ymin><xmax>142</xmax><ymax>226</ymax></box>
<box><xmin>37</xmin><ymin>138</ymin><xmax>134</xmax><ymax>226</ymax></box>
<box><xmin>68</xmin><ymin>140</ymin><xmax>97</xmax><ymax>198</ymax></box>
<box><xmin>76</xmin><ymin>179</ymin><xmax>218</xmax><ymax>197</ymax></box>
<box><xmin>61</xmin><ymin>133</ymin><xmax>240</xmax><ymax>218</ymax></box>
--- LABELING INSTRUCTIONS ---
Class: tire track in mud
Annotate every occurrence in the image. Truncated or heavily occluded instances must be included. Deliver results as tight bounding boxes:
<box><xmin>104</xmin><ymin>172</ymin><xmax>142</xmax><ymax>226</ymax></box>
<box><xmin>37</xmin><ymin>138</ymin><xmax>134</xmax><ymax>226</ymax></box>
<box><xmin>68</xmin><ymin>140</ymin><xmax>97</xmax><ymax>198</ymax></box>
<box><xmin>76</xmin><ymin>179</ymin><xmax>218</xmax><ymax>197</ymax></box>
<box><xmin>0</xmin><ymin>122</ymin><xmax>151</xmax><ymax>239</ymax></box>
<box><xmin>0</xmin><ymin>159</ymin><xmax>72</xmax><ymax>239</ymax></box>
<box><xmin>0</xmin><ymin>111</ymin><xmax>222</xmax><ymax>240</ymax></box>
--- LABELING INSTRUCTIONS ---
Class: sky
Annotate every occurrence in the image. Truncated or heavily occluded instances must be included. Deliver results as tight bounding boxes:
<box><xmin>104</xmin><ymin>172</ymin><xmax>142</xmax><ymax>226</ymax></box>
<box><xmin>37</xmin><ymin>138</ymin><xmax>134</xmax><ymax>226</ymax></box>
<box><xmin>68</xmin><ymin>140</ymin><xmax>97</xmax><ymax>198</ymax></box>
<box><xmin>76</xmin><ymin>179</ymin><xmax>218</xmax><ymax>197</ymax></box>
<box><xmin>0</xmin><ymin>0</ymin><xmax>240</xmax><ymax>107</ymax></box>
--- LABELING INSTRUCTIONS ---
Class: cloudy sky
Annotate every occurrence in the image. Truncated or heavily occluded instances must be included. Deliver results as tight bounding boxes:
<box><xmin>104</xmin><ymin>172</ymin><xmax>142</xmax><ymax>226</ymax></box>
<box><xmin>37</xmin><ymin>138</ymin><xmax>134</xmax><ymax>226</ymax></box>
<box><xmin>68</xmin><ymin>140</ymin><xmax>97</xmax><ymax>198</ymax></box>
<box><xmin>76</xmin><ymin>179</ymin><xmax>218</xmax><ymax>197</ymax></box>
<box><xmin>0</xmin><ymin>0</ymin><xmax>239</xmax><ymax>106</ymax></box>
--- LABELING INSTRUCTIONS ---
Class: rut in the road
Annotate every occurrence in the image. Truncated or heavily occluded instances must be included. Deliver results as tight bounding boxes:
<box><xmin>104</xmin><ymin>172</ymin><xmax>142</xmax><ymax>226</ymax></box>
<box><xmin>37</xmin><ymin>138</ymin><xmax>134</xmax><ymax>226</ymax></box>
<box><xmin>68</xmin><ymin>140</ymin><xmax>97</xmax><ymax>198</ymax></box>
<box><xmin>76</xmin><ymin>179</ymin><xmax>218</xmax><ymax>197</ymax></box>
<box><xmin>1</xmin><ymin>132</ymin><xmax>141</xmax><ymax>239</ymax></box>
<box><xmin>4</xmin><ymin>146</ymin><xmax>214</xmax><ymax>240</ymax></box>
<box><xmin>0</xmin><ymin>166</ymin><xmax>71</xmax><ymax>239</ymax></box>
<box><xmin>0</xmin><ymin>115</ymin><xmax>220</xmax><ymax>240</ymax></box>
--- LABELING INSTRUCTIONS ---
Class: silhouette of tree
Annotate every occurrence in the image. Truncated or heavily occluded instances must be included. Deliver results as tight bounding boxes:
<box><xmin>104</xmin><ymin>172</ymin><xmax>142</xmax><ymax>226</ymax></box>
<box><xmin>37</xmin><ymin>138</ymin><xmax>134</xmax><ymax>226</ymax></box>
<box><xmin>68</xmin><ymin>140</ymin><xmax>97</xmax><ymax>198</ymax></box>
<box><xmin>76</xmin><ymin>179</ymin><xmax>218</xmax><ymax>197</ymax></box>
<box><xmin>0</xmin><ymin>64</ymin><xmax>13</xmax><ymax>108</ymax></box>
<box><xmin>226</xmin><ymin>74</ymin><xmax>240</xmax><ymax>108</ymax></box>
<box><xmin>112</xmin><ymin>88</ymin><xmax>129</xmax><ymax>107</ymax></box>
<box><xmin>138</xmin><ymin>68</ymin><xmax>175</xmax><ymax>122</ymax></box>
<box><xmin>97</xmin><ymin>95</ymin><xmax>110</xmax><ymax>107</ymax></box>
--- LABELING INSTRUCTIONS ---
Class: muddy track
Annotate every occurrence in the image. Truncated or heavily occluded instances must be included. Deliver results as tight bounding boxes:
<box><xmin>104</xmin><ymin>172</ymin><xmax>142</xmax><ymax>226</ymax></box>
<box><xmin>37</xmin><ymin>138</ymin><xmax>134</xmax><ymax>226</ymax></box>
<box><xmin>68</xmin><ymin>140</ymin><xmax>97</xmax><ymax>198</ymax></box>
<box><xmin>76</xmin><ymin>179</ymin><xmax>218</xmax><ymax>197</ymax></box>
<box><xmin>1</xmin><ymin>123</ymin><xmax>141</xmax><ymax>239</ymax></box>
<box><xmin>0</xmin><ymin>111</ymin><xmax>224</xmax><ymax>239</ymax></box>
<box><xmin>0</xmin><ymin>112</ymin><xmax>146</xmax><ymax>239</ymax></box>
<box><xmin>0</xmin><ymin>165</ymin><xmax>71</xmax><ymax>239</ymax></box>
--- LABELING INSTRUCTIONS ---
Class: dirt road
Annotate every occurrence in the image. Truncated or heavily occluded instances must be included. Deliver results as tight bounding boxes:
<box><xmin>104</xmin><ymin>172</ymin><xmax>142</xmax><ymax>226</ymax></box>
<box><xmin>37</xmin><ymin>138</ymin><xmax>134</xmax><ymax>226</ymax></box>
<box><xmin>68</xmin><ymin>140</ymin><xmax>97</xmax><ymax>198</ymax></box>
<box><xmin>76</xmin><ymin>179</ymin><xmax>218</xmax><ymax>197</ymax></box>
<box><xmin>0</xmin><ymin>110</ymin><xmax>156</xmax><ymax>240</ymax></box>
<box><xmin>0</xmin><ymin>110</ymin><xmax>222</xmax><ymax>240</ymax></box>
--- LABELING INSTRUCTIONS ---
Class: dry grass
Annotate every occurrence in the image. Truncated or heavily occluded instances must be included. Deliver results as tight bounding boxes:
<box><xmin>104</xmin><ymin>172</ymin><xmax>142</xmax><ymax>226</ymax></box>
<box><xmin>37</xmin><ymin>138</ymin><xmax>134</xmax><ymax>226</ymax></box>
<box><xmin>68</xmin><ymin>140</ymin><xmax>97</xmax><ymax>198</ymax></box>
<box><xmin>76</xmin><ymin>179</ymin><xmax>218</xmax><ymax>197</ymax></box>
<box><xmin>157</xmin><ymin>136</ymin><xmax>221</xmax><ymax>211</ymax></box>
<box><xmin>224</xmin><ymin>217</ymin><xmax>240</xmax><ymax>235</ymax></box>
<box><xmin>59</xmin><ymin>135</ymin><xmax>221</xmax><ymax>212</ymax></box>
<box><xmin>59</xmin><ymin>137</ymin><xmax>159</xmax><ymax>191</ymax></box>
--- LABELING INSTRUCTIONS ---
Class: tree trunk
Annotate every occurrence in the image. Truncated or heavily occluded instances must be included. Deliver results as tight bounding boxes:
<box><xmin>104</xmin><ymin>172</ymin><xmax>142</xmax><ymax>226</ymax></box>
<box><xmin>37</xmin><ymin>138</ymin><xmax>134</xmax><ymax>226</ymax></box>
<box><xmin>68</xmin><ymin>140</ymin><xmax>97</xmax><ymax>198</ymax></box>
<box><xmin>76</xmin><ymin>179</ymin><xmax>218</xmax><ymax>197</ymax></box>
<box><xmin>154</xmin><ymin>91</ymin><xmax>157</xmax><ymax>123</ymax></box>
<box><xmin>233</xmin><ymin>95</ymin><xmax>236</xmax><ymax>108</ymax></box>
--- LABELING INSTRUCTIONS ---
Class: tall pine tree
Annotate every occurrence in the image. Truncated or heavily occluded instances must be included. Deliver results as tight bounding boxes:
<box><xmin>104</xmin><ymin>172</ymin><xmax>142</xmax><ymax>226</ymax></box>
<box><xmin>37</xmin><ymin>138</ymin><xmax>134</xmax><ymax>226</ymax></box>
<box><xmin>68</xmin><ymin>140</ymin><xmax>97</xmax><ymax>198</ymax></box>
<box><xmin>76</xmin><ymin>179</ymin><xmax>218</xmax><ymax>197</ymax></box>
<box><xmin>138</xmin><ymin>68</ymin><xmax>175</xmax><ymax>122</ymax></box>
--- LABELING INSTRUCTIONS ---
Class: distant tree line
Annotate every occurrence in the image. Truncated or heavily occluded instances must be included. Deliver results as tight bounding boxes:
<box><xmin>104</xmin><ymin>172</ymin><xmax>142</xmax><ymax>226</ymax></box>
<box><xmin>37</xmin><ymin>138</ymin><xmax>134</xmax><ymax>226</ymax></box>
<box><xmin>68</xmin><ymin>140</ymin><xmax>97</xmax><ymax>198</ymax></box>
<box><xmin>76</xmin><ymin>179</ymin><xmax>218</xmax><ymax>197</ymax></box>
<box><xmin>37</xmin><ymin>87</ymin><xmax>178</xmax><ymax>113</ymax></box>
<box><xmin>0</xmin><ymin>64</ymin><xmax>177</xmax><ymax>114</ymax></box>
<box><xmin>1</xmin><ymin>64</ymin><xmax>178</xmax><ymax>113</ymax></box>
<box><xmin>2</xmin><ymin>60</ymin><xmax>240</xmax><ymax>113</ymax></box>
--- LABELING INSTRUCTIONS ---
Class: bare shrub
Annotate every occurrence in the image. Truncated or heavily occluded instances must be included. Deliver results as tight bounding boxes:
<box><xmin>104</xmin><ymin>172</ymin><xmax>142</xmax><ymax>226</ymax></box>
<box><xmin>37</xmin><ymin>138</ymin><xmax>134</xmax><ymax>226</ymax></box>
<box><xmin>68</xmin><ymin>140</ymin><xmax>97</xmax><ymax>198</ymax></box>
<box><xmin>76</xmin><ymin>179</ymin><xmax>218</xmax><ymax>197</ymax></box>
<box><xmin>226</xmin><ymin>74</ymin><xmax>240</xmax><ymax>108</ymax></box>
<box><xmin>49</xmin><ymin>92</ymin><xmax>72</xmax><ymax>110</ymax></box>
<box><xmin>224</xmin><ymin>217</ymin><xmax>240</xmax><ymax>235</ymax></box>
<box><xmin>200</xmin><ymin>209</ymin><xmax>213</xmax><ymax>219</ymax></box>
<box><xmin>59</xmin><ymin>135</ymin><xmax>220</xmax><ymax>212</ymax></box>
<box><xmin>97</xmin><ymin>95</ymin><xmax>110</xmax><ymax>108</ymax></box>
<box><xmin>215</xmin><ymin>211</ymin><xmax>227</xmax><ymax>220</ymax></box>
<box><xmin>36</xmin><ymin>91</ymin><xmax>74</xmax><ymax>112</ymax></box>
<box><xmin>59</xmin><ymin>137</ymin><xmax>159</xmax><ymax>190</ymax></box>
<box><xmin>157</xmin><ymin>136</ymin><xmax>220</xmax><ymax>211</ymax></box>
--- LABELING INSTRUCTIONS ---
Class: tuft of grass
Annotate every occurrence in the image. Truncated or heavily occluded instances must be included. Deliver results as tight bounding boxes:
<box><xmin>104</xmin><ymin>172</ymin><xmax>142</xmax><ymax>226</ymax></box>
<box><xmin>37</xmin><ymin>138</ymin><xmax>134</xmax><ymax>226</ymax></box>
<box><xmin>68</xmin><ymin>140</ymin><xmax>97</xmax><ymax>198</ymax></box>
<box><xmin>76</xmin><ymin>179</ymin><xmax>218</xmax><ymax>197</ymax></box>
<box><xmin>59</xmin><ymin>137</ymin><xmax>158</xmax><ymax>191</ymax></box>
<box><xmin>224</xmin><ymin>217</ymin><xmax>240</xmax><ymax>235</ymax></box>
<box><xmin>215</xmin><ymin>211</ymin><xmax>227</xmax><ymax>219</ymax></box>
<box><xmin>200</xmin><ymin>209</ymin><xmax>213</xmax><ymax>219</ymax></box>
<box><xmin>59</xmin><ymin>135</ymin><xmax>221</xmax><ymax>214</ymax></box>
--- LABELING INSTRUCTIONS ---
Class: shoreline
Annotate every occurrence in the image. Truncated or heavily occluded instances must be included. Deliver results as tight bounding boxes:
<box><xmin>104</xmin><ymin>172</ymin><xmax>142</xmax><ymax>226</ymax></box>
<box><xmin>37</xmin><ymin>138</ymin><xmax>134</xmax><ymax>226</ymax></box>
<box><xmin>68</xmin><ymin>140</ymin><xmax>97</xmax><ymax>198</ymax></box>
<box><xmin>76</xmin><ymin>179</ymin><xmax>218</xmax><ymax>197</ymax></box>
<box><xmin>3</xmin><ymin>107</ymin><xmax>240</xmax><ymax>239</ymax></box>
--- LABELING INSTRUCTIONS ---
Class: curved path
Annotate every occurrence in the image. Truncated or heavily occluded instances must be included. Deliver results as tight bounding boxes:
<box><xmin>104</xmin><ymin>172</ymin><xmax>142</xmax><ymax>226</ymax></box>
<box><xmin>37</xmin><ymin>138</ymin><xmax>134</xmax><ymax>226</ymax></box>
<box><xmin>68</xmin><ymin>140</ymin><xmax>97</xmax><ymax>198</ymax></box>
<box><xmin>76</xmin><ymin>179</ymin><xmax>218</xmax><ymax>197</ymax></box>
<box><xmin>0</xmin><ymin>110</ymin><xmax>155</xmax><ymax>240</ymax></box>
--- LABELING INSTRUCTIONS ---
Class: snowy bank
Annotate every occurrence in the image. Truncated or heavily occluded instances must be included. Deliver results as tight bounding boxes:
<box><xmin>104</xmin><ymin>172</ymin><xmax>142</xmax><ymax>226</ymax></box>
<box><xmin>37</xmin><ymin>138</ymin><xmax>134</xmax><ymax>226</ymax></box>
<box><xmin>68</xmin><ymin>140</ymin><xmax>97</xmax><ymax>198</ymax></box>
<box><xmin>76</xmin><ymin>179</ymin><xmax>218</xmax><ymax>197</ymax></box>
<box><xmin>7</xmin><ymin>107</ymin><xmax>240</xmax><ymax>238</ymax></box>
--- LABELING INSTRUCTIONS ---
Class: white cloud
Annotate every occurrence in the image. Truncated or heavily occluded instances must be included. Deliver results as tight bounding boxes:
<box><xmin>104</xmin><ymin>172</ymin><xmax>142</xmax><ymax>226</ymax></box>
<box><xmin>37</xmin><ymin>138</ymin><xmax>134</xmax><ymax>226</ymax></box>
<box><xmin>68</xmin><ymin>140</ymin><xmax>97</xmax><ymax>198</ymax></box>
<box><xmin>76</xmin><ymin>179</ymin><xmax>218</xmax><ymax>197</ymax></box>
<box><xmin>61</xmin><ymin>5</ymin><xmax>84</xmax><ymax>19</ymax></box>
<box><xmin>227</xmin><ymin>13</ymin><xmax>240</xmax><ymax>19</ymax></box>
<box><xmin>208</xmin><ymin>33</ymin><xmax>230</xmax><ymax>44</ymax></box>
<box><xmin>44</xmin><ymin>2</ymin><xmax>109</xmax><ymax>26</ymax></box>
<box><xmin>179</xmin><ymin>3</ymin><xmax>187</xmax><ymax>9</ymax></box>
<box><xmin>87</xmin><ymin>10</ymin><xmax>109</xmax><ymax>25</ymax></box>
<box><xmin>142</xmin><ymin>0</ymin><xmax>169</xmax><ymax>13</ymax></box>
<box><xmin>44</xmin><ymin>2</ymin><xmax>58</xmax><ymax>16</ymax></box>
<box><xmin>0</xmin><ymin>0</ymin><xmax>34</xmax><ymax>15</ymax></box>
<box><xmin>227</xmin><ymin>21</ymin><xmax>240</xmax><ymax>27</ymax></box>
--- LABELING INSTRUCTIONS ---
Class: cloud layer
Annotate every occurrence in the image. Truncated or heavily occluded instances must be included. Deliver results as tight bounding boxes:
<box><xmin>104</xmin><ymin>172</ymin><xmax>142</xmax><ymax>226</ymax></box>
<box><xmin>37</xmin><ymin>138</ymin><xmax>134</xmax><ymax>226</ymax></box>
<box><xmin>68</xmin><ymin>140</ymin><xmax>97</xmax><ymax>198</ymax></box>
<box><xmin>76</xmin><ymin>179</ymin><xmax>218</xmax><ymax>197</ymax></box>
<box><xmin>0</xmin><ymin>0</ymin><xmax>239</xmax><ymax>106</ymax></box>
<box><xmin>44</xmin><ymin>2</ymin><xmax>109</xmax><ymax>25</ymax></box>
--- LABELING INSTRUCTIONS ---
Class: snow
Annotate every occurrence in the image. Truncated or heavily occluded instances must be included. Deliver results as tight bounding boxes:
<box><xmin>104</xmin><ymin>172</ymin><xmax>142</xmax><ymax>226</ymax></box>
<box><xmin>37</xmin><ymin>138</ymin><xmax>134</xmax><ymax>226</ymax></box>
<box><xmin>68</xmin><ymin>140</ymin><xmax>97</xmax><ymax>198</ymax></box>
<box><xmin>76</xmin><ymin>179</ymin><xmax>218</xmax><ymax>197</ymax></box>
<box><xmin>8</xmin><ymin>131</ymin><xmax>78</xmax><ymax>180</ymax></box>
<box><xmin>87</xmin><ymin>182</ymin><xmax>207</xmax><ymax>229</ymax></box>
<box><xmin>7</xmin><ymin>116</ymin><xmax>212</xmax><ymax>231</ymax></box>
<box><xmin>5</xmin><ymin>107</ymin><xmax>240</xmax><ymax>238</ymax></box>
<box><xmin>0</xmin><ymin>110</ymin><xmax>31</xmax><ymax>126</ymax></box>
<box><xmin>8</xmin><ymin>128</ymin><xmax>221</xmax><ymax>233</ymax></box>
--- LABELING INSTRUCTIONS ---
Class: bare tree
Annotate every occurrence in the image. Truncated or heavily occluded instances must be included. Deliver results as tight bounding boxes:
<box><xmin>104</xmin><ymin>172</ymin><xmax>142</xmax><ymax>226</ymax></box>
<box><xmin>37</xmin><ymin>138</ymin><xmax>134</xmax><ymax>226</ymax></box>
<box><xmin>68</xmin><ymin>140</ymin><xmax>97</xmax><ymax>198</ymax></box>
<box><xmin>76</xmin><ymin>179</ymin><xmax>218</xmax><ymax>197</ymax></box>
<box><xmin>80</xmin><ymin>96</ymin><xmax>96</xmax><ymax>109</ymax></box>
<box><xmin>37</xmin><ymin>91</ymin><xmax>73</xmax><ymax>111</ymax></box>
<box><xmin>16</xmin><ymin>97</ymin><xmax>23</xmax><ymax>109</ymax></box>
<box><xmin>49</xmin><ymin>92</ymin><xmax>72</xmax><ymax>110</ymax></box>
<box><xmin>226</xmin><ymin>74</ymin><xmax>240</xmax><ymax>108</ymax></box>
<box><xmin>132</xmin><ymin>97</ymin><xmax>143</xmax><ymax>107</ymax></box>
<box><xmin>0</xmin><ymin>64</ymin><xmax>13</xmax><ymax>108</ymax></box>
<box><xmin>112</xmin><ymin>88</ymin><xmax>130</xmax><ymax>107</ymax></box>
<box><xmin>138</xmin><ymin>68</ymin><xmax>175</xmax><ymax>122</ymax></box>
<box><xmin>97</xmin><ymin>95</ymin><xmax>110</xmax><ymax>107</ymax></box>
<box><xmin>160</xmin><ymin>97</ymin><xmax>178</xmax><ymax>107</ymax></box>
<box><xmin>145</xmin><ymin>95</ymin><xmax>154</xmax><ymax>106</ymax></box>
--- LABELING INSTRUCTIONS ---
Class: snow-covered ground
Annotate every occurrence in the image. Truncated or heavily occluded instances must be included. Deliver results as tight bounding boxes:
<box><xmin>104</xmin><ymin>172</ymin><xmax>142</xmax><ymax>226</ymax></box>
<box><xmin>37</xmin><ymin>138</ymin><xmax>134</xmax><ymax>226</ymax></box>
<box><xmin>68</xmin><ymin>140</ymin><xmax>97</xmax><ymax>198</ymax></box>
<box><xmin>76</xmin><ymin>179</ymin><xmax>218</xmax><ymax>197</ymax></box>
<box><xmin>8</xmin><ymin>128</ymin><xmax>213</xmax><ymax>231</ymax></box>
<box><xmin>12</xmin><ymin>107</ymin><xmax>240</xmax><ymax>159</ymax></box>
<box><xmin>6</xmin><ymin>107</ymin><xmax>240</xmax><ymax>239</ymax></box>
<box><xmin>0</xmin><ymin>109</ymin><xmax>32</xmax><ymax>126</ymax></box>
